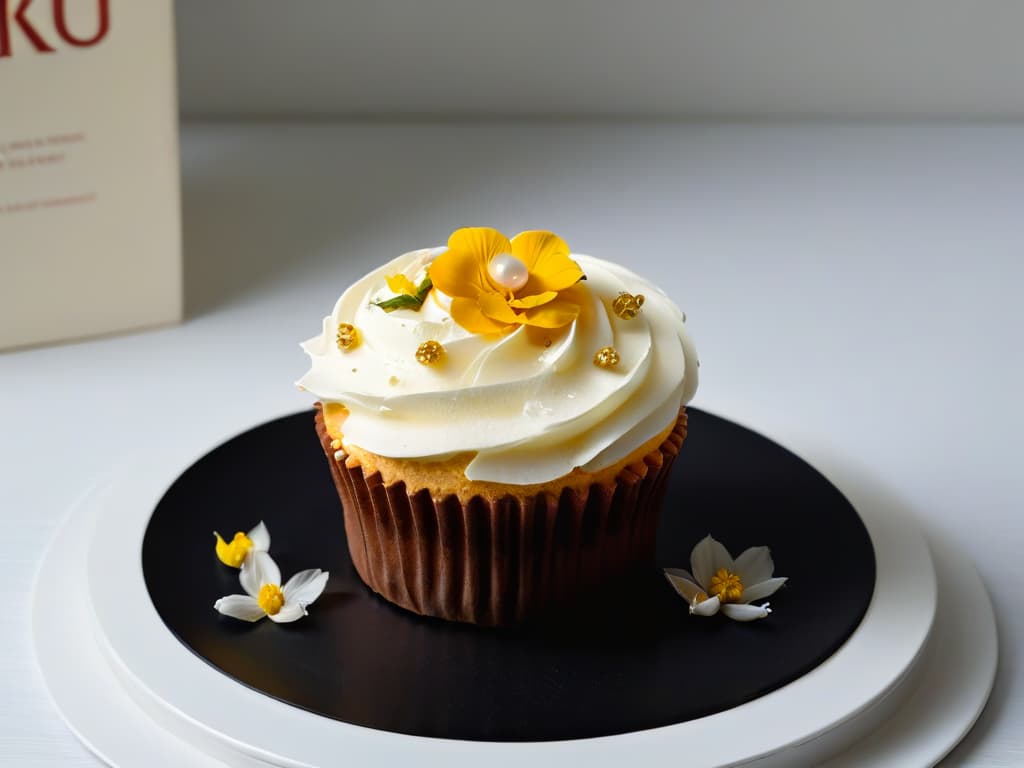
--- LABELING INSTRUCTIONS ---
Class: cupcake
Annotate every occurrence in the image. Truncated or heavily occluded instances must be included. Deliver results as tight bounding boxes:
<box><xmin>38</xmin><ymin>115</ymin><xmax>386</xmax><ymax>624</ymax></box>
<box><xmin>298</xmin><ymin>227</ymin><xmax>698</xmax><ymax>625</ymax></box>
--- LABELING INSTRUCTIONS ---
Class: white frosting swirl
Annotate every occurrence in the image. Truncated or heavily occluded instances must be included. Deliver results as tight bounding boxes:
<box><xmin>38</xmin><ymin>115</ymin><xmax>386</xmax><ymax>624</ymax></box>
<box><xmin>298</xmin><ymin>249</ymin><xmax>698</xmax><ymax>485</ymax></box>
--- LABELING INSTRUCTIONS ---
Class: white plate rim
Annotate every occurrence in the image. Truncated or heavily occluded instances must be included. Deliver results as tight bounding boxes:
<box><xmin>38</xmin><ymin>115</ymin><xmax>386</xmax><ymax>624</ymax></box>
<box><xmin>82</xmin><ymin>408</ymin><xmax>938</xmax><ymax>767</ymax></box>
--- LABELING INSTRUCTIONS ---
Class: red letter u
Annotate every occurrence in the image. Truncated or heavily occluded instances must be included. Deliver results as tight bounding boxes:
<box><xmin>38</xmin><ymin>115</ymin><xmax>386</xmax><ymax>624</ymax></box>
<box><xmin>52</xmin><ymin>0</ymin><xmax>109</xmax><ymax>48</ymax></box>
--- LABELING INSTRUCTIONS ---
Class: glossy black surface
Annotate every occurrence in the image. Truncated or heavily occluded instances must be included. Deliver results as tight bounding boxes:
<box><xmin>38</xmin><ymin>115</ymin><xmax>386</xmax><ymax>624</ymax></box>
<box><xmin>143</xmin><ymin>408</ymin><xmax>875</xmax><ymax>741</ymax></box>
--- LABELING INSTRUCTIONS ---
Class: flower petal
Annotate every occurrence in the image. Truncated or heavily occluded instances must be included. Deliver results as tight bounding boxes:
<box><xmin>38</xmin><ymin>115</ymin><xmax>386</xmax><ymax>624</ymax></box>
<box><xmin>450</xmin><ymin>297</ymin><xmax>513</xmax><ymax>334</ymax></box>
<box><xmin>450</xmin><ymin>227</ymin><xmax>513</xmax><ymax>260</ymax></box>
<box><xmin>385</xmin><ymin>274</ymin><xmax>419</xmax><ymax>296</ymax></box>
<box><xmin>734</xmin><ymin>546</ymin><xmax>775</xmax><ymax>586</ymax></box>
<box><xmin>214</xmin><ymin>595</ymin><xmax>265</xmax><ymax>622</ymax></box>
<box><xmin>690</xmin><ymin>594</ymin><xmax>721</xmax><ymax>617</ymax></box>
<box><xmin>520</xmin><ymin>296</ymin><xmax>580</xmax><ymax>328</ymax></box>
<box><xmin>283</xmin><ymin>569</ymin><xmax>329</xmax><ymax>606</ymax></box>
<box><xmin>239</xmin><ymin>559</ymin><xmax>260</xmax><ymax>597</ymax></box>
<box><xmin>690</xmin><ymin>535</ymin><xmax>734</xmax><ymax>590</ymax></box>
<box><xmin>663</xmin><ymin>570</ymin><xmax>705</xmax><ymax>603</ymax></box>
<box><xmin>268</xmin><ymin>602</ymin><xmax>307</xmax><ymax>623</ymax></box>
<box><xmin>247</xmin><ymin>521</ymin><xmax>270</xmax><ymax>553</ymax></box>
<box><xmin>721</xmin><ymin>602</ymin><xmax>773</xmax><ymax>621</ymax></box>
<box><xmin>427</xmin><ymin>249</ymin><xmax>487</xmax><ymax>299</ymax></box>
<box><xmin>664</xmin><ymin>567</ymin><xmax>696</xmax><ymax>582</ymax></box>
<box><xmin>510</xmin><ymin>231</ymin><xmax>583</xmax><ymax>294</ymax></box>
<box><xmin>430</xmin><ymin>227</ymin><xmax>511</xmax><ymax>298</ymax></box>
<box><xmin>213</xmin><ymin>531</ymin><xmax>238</xmax><ymax>567</ymax></box>
<box><xmin>508</xmin><ymin>291</ymin><xmax>557</xmax><ymax>309</ymax></box>
<box><xmin>478</xmin><ymin>291</ymin><xmax>522</xmax><ymax>324</ymax></box>
<box><xmin>240</xmin><ymin>551</ymin><xmax>281</xmax><ymax>597</ymax></box>
<box><xmin>741</xmin><ymin>577</ymin><xmax>787</xmax><ymax>604</ymax></box>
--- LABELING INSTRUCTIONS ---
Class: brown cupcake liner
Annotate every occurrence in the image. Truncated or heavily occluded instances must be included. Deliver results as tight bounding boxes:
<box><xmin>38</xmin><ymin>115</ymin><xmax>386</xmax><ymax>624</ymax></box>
<box><xmin>315</xmin><ymin>407</ymin><xmax>686</xmax><ymax>626</ymax></box>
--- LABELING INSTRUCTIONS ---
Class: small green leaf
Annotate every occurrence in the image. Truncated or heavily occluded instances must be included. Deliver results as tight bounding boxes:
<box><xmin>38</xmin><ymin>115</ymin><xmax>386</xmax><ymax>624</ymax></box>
<box><xmin>373</xmin><ymin>294</ymin><xmax>422</xmax><ymax>312</ymax></box>
<box><xmin>414</xmin><ymin>275</ymin><xmax>433</xmax><ymax>302</ymax></box>
<box><xmin>372</xmin><ymin>275</ymin><xmax>435</xmax><ymax>313</ymax></box>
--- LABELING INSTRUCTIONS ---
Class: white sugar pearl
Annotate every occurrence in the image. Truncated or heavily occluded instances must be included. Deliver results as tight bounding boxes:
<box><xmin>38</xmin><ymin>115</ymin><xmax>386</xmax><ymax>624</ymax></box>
<box><xmin>487</xmin><ymin>253</ymin><xmax>529</xmax><ymax>291</ymax></box>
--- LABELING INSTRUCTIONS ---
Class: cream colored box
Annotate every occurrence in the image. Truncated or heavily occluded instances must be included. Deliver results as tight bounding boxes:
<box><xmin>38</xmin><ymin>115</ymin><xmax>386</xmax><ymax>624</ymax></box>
<box><xmin>0</xmin><ymin>0</ymin><xmax>180</xmax><ymax>350</ymax></box>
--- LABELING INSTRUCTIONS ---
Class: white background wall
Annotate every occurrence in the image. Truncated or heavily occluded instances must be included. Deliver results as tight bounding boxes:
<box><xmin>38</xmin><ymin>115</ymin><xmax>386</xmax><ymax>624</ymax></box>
<box><xmin>176</xmin><ymin>0</ymin><xmax>1024</xmax><ymax>117</ymax></box>
<box><xmin>5</xmin><ymin>3</ymin><xmax>1023</xmax><ymax>766</ymax></box>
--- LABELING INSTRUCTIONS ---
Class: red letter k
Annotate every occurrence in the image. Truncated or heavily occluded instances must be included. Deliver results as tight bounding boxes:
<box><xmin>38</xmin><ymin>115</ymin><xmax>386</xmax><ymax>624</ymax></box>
<box><xmin>0</xmin><ymin>0</ymin><xmax>56</xmax><ymax>58</ymax></box>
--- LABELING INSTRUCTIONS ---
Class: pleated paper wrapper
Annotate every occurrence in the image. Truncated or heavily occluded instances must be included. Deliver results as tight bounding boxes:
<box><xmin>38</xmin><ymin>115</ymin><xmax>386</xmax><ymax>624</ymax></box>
<box><xmin>315</xmin><ymin>406</ymin><xmax>686</xmax><ymax>625</ymax></box>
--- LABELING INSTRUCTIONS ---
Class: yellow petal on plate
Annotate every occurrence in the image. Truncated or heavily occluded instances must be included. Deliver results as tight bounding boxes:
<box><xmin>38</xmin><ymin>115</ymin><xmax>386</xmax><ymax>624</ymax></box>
<box><xmin>479</xmin><ymin>291</ymin><xmax>522</xmax><ymax>324</ymax></box>
<box><xmin>511</xmin><ymin>230</ymin><xmax>584</xmax><ymax>294</ymax></box>
<box><xmin>521</xmin><ymin>296</ymin><xmax>580</xmax><ymax>328</ymax></box>
<box><xmin>450</xmin><ymin>296</ymin><xmax>514</xmax><ymax>335</ymax></box>
<box><xmin>385</xmin><ymin>274</ymin><xmax>419</xmax><ymax>296</ymax></box>
<box><xmin>214</xmin><ymin>531</ymin><xmax>252</xmax><ymax>568</ymax></box>
<box><xmin>508</xmin><ymin>290</ymin><xmax>557</xmax><ymax>309</ymax></box>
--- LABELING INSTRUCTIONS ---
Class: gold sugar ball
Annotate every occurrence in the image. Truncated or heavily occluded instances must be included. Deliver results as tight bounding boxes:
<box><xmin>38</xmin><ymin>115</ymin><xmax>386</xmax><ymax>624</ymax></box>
<box><xmin>612</xmin><ymin>292</ymin><xmax>645</xmax><ymax>319</ymax></box>
<box><xmin>416</xmin><ymin>340</ymin><xmax>445</xmax><ymax>365</ymax></box>
<box><xmin>593</xmin><ymin>346</ymin><xmax>620</xmax><ymax>368</ymax></box>
<box><xmin>336</xmin><ymin>322</ymin><xmax>359</xmax><ymax>351</ymax></box>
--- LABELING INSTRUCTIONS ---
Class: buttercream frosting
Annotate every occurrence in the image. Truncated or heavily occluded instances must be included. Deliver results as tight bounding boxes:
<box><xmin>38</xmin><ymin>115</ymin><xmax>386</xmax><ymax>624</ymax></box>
<box><xmin>298</xmin><ymin>247</ymin><xmax>698</xmax><ymax>485</ymax></box>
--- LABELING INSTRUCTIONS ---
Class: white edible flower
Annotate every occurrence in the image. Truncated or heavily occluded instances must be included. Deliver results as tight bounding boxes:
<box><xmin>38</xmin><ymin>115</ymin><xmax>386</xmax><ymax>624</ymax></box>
<box><xmin>214</xmin><ymin>520</ymin><xmax>270</xmax><ymax>569</ymax></box>
<box><xmin>215</xmin><ymin>551</ymin><xmax>329</xmax><ymax>624</ymax></box>
<box><xmin>664</xmin><ymin>535</ymin><xmax>787</xmax><ymax>621</ymax></box>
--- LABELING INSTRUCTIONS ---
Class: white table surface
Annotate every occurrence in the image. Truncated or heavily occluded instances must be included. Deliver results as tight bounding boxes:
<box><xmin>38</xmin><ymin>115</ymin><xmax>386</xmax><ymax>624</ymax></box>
<box><xmin>2</xmin><ymin>120</ymin><xmax>1021</xmax><ymax>767</ymax></box>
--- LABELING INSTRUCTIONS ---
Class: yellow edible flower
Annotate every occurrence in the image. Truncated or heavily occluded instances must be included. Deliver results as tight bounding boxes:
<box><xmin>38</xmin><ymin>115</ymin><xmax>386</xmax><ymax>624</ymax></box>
<box><xmin>428</xmin><ymin>227</ymin><xmax>585</xmax><ymax>335</ymax></box>
<box><xmin>213</xmin><ymin>521</ymin><xmax>270</xmax><ymax>569</ymax></box>
<box><xmin>215</xmin><ymin>532</ymin><xmax>252</xmax><ymax>568</ymax></box>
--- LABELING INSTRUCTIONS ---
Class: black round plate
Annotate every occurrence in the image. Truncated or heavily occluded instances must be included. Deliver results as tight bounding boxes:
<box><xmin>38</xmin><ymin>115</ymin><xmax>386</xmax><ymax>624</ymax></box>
<box><xmin>142</xmin><ymin>408</ymin><xmax>875</xmax><ymax>742</ymax></box>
